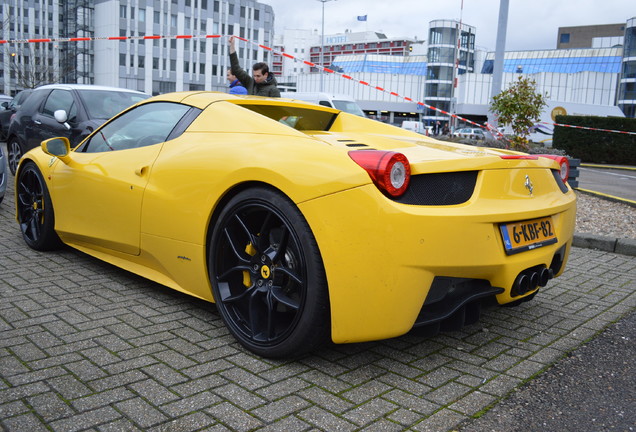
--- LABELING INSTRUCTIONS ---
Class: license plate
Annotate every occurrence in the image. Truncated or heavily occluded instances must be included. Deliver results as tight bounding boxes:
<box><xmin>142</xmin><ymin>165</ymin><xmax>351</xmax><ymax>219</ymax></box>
<box><xmin>500</xmin><ymin>216</ymin><xmax>557</xmax><ymax>255</ymax></box>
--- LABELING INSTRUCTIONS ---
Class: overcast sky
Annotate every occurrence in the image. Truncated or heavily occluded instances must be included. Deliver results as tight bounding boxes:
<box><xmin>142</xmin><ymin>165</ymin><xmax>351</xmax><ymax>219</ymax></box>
<box><xmin>260</xmin><ymin>0</ymin><xmax>634</xmax><ymax>51</ymax></box>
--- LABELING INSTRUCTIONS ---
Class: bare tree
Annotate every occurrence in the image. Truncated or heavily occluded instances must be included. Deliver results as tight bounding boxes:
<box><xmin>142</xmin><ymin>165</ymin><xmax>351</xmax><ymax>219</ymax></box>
<box><xmin>2</xmin><ymin>17</ymin><xmax>75</xmax><ymax>90</ymax></box>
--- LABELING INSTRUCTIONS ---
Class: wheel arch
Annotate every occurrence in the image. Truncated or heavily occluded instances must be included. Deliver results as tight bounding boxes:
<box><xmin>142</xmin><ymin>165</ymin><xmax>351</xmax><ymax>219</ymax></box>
<box><xmin>203</xmin><ymin>180</ymin><xmax>330</xmax><ymax>303</ymax></box>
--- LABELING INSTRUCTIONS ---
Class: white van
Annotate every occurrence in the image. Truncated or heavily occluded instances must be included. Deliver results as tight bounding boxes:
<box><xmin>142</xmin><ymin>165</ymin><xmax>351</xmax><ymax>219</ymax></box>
<box><xmin>280</xmin><ymin>92</ymin><xmax>366</xmax><ymax>117</ymax></box>
<box><xmin>401</xmin><ymin>120</ymin><xmax>429</xmax><ymax>135</ymax></box>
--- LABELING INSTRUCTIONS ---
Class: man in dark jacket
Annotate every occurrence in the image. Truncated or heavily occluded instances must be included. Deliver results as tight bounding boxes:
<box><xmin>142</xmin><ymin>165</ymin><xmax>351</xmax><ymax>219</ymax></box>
<box><xmin>228</xmin><ymin>36</ymin><xmax>280</xmax><ymax>97</ymax></box>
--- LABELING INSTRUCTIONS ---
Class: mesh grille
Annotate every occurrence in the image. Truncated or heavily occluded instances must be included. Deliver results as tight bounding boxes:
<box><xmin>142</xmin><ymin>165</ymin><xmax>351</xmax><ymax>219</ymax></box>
<box><xmin>394</xmin><ymin>171</ymin><xmax>478</xmax><ymax>205</ymax></box>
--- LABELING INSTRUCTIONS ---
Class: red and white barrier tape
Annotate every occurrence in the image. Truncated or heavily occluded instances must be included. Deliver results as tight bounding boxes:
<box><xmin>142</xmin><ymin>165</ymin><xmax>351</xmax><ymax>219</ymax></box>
<box><xmin>539</xmin><ymin>122</ymin><xmax>636</xmax><ymax>136</ymax></box>
<box><xmin>3</xmin><ymin>33</ymin><xmax>635</xmax><ymax>137</ymax></box>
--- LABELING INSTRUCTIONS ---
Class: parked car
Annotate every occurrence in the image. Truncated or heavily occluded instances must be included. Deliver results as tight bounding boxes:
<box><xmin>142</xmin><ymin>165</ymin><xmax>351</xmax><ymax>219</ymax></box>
<box><xmin>6</xmin><ymin>84</ymin><xmax>148</xmax><ymax>174</ymax></box>
<box><xmin>0</xmin><ymin>90</ymin><xmax>33</xmax><ymax>141</ymax></box>
<box><xmin>0</xmin><ymin>94</ymin><xmax>12</xmax><ymax>107</ymax></box>
<box><xmin>279</xmin><ymin>92</ymin><xmax>366</xmax><ymax>117</ymax></box>
<box><xmin>453</xmin><ymin>127</ymin><xmax>487</xmax><ymax>140</ymax></box>
<box><xmin>0</xmin><ymin>94</ymin><xmax>14</xmax><ymax>140</ymax></box>
<box><xmin>0</xmin><ymin>145</ymin><xmax>6</xmax><ymax>204</ymax></box>
<box><xmin>15</xmin><ymin>92</ymin><xmax>576</xmax><ymax>358</ymax></box>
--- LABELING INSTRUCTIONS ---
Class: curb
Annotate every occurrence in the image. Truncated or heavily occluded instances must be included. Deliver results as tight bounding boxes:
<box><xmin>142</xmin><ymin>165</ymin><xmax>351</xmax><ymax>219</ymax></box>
<box><xmin>573</xmin><ymin>232</ymin><xmax>636</xmax><ymax>257</ymax></box>
<box><xmin>575</xmin><ymin>188</ymin><xmax>636</xmax><ymax>208</ymax></box>
<box><xmin>580</xmin><ymin>163</ymin><xmax>636</xmax><ymax>171</ymax></box>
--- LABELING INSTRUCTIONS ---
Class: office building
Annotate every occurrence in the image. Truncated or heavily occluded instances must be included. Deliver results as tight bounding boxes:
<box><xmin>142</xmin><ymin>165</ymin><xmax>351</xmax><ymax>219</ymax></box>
<box><xmin>557</xmin><ymin>23</ymin><xmax>625</xmax><ymax>49</ymax></box>
<box><xmin>618</xmin><ymin>17</ymin><xmax>636</xmax><ymax>118</ymax></box>
<box><xmin>1</xmin><ymin>0</ymin><xmax>275</xmax><ymax>96</ymax></box>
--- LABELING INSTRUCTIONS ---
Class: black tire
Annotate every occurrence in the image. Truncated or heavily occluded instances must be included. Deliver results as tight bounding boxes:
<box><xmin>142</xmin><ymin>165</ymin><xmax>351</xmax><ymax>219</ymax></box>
<box><xmin>7</xmin><ymin>137</ymin><xmax>24</xmax><ymax>176</ymax></box>
<box><xmin>16</xmin><ymin>162</ymin><xmax>63</xmax><ymax>251</ymax></box>
<box><xmin>209</xmin><ymin>187</ymin><xmax>330</xmax><ymax>358</ymax></box>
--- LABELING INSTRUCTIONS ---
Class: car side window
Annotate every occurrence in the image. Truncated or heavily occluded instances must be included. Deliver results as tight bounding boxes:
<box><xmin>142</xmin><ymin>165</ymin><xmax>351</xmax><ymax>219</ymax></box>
<box><xmin>79</xmin><ymin>102</ymin><xmax>192</xmax><ymax>153</ymax></box>
<box><xmin>42</xmin><ymin>90</ymin><xmax>77</xmax><ymax>121</ymax></box>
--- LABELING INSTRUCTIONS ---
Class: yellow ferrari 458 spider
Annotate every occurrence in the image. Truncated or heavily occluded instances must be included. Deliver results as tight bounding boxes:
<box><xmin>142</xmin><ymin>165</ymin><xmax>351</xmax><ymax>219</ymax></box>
<box><xmin>16</xmin><ymin>92</ymin><xmax>576</xmax><ymax>358</ymax></box>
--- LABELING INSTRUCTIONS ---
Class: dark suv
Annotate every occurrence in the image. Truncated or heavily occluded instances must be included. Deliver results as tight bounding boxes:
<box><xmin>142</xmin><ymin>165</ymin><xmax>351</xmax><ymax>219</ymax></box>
<box><xmin>0</xmin><ymin>89</ymin><xmax>33</xmax><ymax>141</ymax></box>
<box><xmin>6</xmin><ymin>84</ymin><xmax>148</xmax><ymax>174</ymax></box>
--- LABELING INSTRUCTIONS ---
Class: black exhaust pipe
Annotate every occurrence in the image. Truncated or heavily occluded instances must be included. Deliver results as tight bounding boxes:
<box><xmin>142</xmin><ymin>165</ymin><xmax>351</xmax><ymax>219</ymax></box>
<box><xmin>538</xmin><ymin>268</ymin><xmax>553</xmax><ymax>287</ymax></box>
<box><xmin>512</xmin><ymin>273</ymin><xmax>530</xmax><ymax>296</ymax></box>
<box><xmin>529</xmin><ymin>272</ymin><xmax>539</xmax><ymax>290</ymax></box>
<box><xmin>512</xmin><ymin>266</ymin><xmax>554</xmax><ymax>297</ymax></box>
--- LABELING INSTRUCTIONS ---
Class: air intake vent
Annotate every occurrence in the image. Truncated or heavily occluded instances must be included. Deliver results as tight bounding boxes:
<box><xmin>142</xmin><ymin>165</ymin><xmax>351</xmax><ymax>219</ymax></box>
<box><xmin>394</xmin><ymin>171</ymin><xmax>478</xmax><ymax>205</ymax></box>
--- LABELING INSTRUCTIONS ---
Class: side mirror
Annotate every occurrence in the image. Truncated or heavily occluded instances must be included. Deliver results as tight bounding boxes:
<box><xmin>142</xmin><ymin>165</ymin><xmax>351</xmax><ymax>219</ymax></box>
<box><xmin>42</xmin><ymin>137</ymin><xmax>71</xmax><ymax>162</ymax></box>
<box><xmin>0</xmin><ymin>101</ymin><xmax>8</xmax><ymax>109</ymax></box>
<box><xmin>54</xmin><ymin>109</ymin><xmax>71</xmax><ymax>130</ymax></box>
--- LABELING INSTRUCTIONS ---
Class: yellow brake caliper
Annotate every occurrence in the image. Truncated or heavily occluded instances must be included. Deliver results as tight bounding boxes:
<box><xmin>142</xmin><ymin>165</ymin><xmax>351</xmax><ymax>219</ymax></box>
<box><xmin>243</xmin><ymin>242</ymin><xmax>257</xmax><ymax>287</ymax></box>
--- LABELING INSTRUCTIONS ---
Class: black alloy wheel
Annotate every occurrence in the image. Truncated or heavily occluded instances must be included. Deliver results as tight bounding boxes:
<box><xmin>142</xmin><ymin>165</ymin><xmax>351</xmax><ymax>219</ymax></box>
<box><xmin>7</xmin><ymin>138</ymin><xmax>24</xmax><ymax>176</ymax></box>
<box><xmin>16</xmin><ymin>162</ymin><xmax>62</xmax><ymax>251</ymax></box>
<box><xmin>209</xmin><ymin>187</ymin><xmax>330</xmax><ymax>358</ymax></box>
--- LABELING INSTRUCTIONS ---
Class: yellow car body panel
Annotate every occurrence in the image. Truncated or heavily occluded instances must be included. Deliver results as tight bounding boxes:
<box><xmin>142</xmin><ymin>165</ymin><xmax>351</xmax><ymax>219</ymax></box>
<box><xmin>16</xmin><ymin>92</ymin><xmax>577</xmax><ymax>347</ymax></box>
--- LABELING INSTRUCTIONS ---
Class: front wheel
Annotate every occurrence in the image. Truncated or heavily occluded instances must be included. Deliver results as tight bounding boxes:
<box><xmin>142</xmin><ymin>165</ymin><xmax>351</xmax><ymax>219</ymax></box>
<box><xmin>7</xmin><ymin>137</ymin><xmax>24</xmax><ymax>176</ymax></box>
<box><xmin>16</xmin><ymin>162</ymin><xmax>63</xmax><ymax>251</ymax></box>
<box><xmin>209</xmin><ymin>187</ymin><xmax>330</xmax><ymax>358</ymax></box>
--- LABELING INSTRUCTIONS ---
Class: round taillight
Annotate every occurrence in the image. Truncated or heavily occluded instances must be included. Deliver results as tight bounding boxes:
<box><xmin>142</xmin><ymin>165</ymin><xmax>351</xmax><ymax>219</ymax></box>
<box><xmin>539</xmin><ymin>155</ymin><xmax>570</xmax><ymax>183</ymax></box>
<box><xmin>558</xmin><ymin>158</ymin><xmax>570</xmax><ymax>183</ymax></box>
<box><xmin>348</xmin><ymin>150</ymin><xmax>411</xmax><ymax>197</ymax></box>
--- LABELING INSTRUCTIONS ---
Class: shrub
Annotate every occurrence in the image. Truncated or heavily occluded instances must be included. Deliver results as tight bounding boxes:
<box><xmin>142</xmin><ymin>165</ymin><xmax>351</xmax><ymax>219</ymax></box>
<box><xmin>553</xmin><ymin>115</ymin><xmax>636</xmax><ymax>165</ymax></box>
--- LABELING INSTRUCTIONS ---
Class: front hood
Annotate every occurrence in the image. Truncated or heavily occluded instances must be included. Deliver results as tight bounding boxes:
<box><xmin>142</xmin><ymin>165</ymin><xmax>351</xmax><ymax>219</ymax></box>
<box><xmin>306</xmin><ymin>131</ymin><xmax>559</xmax><ymax>174</ymax></box>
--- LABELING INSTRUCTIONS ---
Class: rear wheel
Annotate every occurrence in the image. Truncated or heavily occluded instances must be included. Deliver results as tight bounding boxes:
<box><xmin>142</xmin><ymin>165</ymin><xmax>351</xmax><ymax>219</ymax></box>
<box><xmin>7</xmin><ymin>137</ymin><xmax>24</xmax><ymax>176</ymax></box>
<box><xmin>209</xmin><ymin>187</ymin><xmax>330</xmax><ymax>358</ymax></box>
<box><xmin>16</xmin><ymin>162</ymin><xmax>63</xmax><ymax>251</ymax></box>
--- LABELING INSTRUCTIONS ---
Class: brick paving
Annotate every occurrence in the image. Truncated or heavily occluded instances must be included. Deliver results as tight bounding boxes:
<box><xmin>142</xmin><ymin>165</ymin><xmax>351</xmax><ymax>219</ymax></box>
<box><xmin>1</xmin><ymin>153</ymin><xmax>635</xmax><ymax>431</ymax></box>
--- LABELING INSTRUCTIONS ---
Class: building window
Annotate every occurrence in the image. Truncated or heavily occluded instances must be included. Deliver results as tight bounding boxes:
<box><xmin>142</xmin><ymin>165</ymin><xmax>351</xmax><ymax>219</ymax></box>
<box><xmin>139</xmin><ymin>9</ymin><xmax>145</xmax><ymax>22</ymax></box>
<box><xmin>254</xmin><ymin>9</ymin><xmax>259</xmax><ymax>20</ymax></box>
<box><xmin>171</xmin><ymin>14</ymin><xmax>177</xmax><ymax>27</ymax></box>
<box><xmin>120</xmin><ymin>5</ymin><xmax>126</xmax><ymax>18</ymax></box>
<box><xmin>560</xmin><ymin>33</ymin><xmax>570</xmax><ymax>44</ymax></box>
<box><xmin>154</xmin><ymin>11</ymin><xmax>160</xmax><ymax>24</ymax></box>
<box><xmin>240</xmin><ymin>6</ymin><xmax>246</xmax><ymax>18</ymax></box>
<box><xmin>119</xmin><ymin>54</ymin><xmax>126</xmax><ymax>66</ymax></box>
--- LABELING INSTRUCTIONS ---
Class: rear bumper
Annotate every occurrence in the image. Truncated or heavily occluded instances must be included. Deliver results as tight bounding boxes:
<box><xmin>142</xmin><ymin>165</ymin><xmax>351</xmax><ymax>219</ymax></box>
<box><xmin>299</xmin><ymin>168</ymin><xmax>576</xmax><ymax>344</ymax></box>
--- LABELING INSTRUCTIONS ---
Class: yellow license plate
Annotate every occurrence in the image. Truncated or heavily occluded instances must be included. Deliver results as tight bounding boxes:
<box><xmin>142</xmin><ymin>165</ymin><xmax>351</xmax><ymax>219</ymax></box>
<box><xmin>500</xmin><ymin>216</ymin><xmax>557</xmax><ymax>255</ymax></box>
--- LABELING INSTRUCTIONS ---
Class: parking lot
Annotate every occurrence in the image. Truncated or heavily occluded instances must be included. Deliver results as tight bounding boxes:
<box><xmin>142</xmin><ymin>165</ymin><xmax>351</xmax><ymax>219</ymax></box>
<box><xmin>1</xmin><ymin>149</ymin><xmax>635</xmax><ymax>431</ymax></box>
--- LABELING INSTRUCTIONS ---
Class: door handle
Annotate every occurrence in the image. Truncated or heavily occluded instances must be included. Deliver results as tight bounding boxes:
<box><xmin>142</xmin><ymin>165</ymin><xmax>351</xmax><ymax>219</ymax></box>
<box><xmin>34</xmin><ymin>120</ymin><xmax>42</xmax><ymax>125</ymax></box>
<box><xmin>135</xmin><ymin>166</ymin><xmax>149</xmax><ymax>176</ymax></box>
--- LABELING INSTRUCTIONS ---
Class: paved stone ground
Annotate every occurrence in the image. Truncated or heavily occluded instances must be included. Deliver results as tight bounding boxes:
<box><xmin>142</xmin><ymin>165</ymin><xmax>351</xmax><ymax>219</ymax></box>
<box><xmin>1</xmin><ymin>161</ymin><xmax>635</xmax><ymax>431</ymax></box>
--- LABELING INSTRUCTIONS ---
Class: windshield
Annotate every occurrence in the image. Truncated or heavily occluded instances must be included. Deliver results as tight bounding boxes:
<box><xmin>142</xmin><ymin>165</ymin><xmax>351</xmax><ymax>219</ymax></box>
<box><xmin>332</xmin><ymin>100</ymin><xmax>366</xmax><ymax>117</ymax></box>
<box><xmin>78</xmin><ymin>90</ymin><xmax>149</xmax><ymax>120</ymax></box>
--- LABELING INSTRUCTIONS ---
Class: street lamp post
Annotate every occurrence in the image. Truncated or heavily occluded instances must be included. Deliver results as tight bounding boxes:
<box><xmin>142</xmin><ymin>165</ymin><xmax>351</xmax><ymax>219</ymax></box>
<box><xmin>317</xmin><ymin>0</ymin><xmax>335</xmax><ymax>92</ymax></box>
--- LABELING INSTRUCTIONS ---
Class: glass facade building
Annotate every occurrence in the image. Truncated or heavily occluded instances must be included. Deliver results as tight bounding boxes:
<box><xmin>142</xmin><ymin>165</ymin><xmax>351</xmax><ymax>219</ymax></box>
<box><xmin>424</xmin><ymin>19</ymin><xmax>476</xmax><ymax>123</ymax></box>
<box><xmin>332</xmin><ymin>55</ymin><xmax>427</xmax><ymax>76</ymax></box>
<box><xmin>618</xmin><ymin>17</ymin><xmax>636</xmax><ymax>118</ymax></box>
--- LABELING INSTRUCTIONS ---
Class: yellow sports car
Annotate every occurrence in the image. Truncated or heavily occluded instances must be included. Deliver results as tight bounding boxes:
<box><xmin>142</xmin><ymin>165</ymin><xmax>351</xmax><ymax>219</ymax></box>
<box><xmin>15</xmin><ymin>92</ymin><xmax>576</xmax><ymax>358</ymax></box>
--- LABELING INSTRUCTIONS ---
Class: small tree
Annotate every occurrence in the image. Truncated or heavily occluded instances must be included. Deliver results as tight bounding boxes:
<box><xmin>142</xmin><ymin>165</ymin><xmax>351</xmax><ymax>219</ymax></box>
<box><xmin>490</xmin><ymin>76</ymin><xmax>547</xmax><ymax>150</ymax></box>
